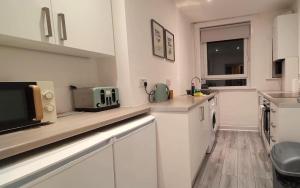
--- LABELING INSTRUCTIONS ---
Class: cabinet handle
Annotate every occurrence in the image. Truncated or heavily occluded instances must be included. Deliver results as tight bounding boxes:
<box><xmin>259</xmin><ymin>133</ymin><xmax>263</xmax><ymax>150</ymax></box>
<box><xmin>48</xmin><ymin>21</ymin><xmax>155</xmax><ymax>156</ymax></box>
<box><xmin>271</xmin><ymin>122</ymin><xmax>276</xmax><ymax>128</ymax></box>
<box><xmin>42</xmin><ymin>7</ymin><xmax>53</xmax><ymax>37</ymax></box>
<box><xmin>58</xmin><ymin>13</ymin><xmax>67</xmax><ymax>40</ymax></box>
<box><xmin>271</xmin><ymin>108</ymin><xmax>276</xmax><ymax>113</ymax></box>
<box><xmin>200</xmin><ymin>106</ymin><xmax>204</xmax><ymax>121</ymax></box>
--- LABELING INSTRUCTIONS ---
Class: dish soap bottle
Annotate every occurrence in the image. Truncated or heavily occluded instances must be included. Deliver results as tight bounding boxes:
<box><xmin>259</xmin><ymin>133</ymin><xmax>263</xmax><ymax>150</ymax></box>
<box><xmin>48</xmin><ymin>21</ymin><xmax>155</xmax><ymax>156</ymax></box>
<box><xmin>191</xmin><ymin>82</ymin><xmax>195</xmax><ymax>96</ymax></box>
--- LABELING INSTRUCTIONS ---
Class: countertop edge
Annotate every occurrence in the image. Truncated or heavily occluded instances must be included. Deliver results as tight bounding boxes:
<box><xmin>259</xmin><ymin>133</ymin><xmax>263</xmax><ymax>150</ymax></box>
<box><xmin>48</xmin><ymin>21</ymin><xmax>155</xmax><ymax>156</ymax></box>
<box><xmin>0</xmin><ymin>107</ymin><xmax>150</xmax><ymax>161</ymax></box>
<box><xmin>258</xmin><ymin>90</ymin><xmax>300</xmax><ymax>108</ymax></box>
<box><xmin>150</xmin><ymin>93</ymin><xmax>217</xmax><ymax>112</ymax></box>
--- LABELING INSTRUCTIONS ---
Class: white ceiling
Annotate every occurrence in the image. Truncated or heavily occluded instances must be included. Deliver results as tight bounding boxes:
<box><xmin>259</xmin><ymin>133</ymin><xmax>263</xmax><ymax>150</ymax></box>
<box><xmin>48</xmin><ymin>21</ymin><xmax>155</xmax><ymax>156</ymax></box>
<box><xmin>174</xmin><ymin>0</ymin><xmax>295</xmax><ymax>23</ymax></box>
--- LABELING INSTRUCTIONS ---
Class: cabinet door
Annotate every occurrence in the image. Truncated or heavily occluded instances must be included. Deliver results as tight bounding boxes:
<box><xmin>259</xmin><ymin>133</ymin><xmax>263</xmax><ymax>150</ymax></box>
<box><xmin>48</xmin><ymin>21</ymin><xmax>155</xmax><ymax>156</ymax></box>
<box><xmin>0</xmin><ymin>0</ymin><xmax>55</xmax><ymax>43</ymax></box>
<box><xmin>274</xmin><ymin>14</ymin><xmax>298</xmax><ymax>59</ymax></box>
<box><xmin>188</xmin><ymin>101</ymin><xmax>210</xmax><ymax>180</ymax></box>
<box><xmin>27</xmin><ymin>146</ymin><xmax>115</xmax><ymax>188</ymax></box>
<box><xmin>270</xmin><ymin>103</ymin><xmax>278</xmax><ymax>148</ymax></box>
<box><xmin>114</xmin><ymin>122</ymin><xmax>158</xmax><ymax>188</ymax></box>
<box><xmin>51</xmin><ymin>0</ymin><xmax>115</xmax><ymax>55</ymax></box>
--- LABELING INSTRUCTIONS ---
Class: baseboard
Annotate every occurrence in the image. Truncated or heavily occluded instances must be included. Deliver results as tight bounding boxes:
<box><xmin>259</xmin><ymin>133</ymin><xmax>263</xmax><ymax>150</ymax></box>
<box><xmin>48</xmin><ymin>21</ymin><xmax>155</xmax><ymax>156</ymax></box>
<box><xmin>218</xmin><ymin>124</ymin><xmax>259</xmax><ymax>132</ymax></box>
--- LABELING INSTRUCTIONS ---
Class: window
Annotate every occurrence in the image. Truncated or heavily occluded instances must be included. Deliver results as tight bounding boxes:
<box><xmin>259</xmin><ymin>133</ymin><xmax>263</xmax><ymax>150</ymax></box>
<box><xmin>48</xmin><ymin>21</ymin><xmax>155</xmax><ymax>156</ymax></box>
<box><xmin>207</xmin><ymin>39</ymin><xmax>244</xmax><ymax>75</ymax></box>
<box><xmin>200</xmin><ymin>23</ymin><xmax>250</xmax><ymax>87</ymax></box>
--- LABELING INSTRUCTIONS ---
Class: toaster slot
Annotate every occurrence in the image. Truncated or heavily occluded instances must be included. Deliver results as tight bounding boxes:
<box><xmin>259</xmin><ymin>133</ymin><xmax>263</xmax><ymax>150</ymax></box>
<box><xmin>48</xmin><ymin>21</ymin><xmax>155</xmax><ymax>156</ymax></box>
<box><xmin>100</xmin><ymin>90</ymin><xmax>105</xmax><ymax>104</ymax></box>
<box><xmin>112</xmin><ymin>89</ymin><xmax>116</xmax><ymax>103</ymax></box>
<box><xmin>109</xmin><ymin>97</ymin><xmax>112</xmax><ymax>105</ymax></box>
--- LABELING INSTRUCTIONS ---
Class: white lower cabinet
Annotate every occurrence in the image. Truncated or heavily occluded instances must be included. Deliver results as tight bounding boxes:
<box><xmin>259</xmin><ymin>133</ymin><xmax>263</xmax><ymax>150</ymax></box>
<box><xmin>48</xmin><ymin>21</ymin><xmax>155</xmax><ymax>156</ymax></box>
<box><xmin>113</xmin><ymin>121</ymin><xmax>157</xmax><ymax>188</ymax></box>
<box><xmin>0</xmin><ymin>115</ymin><xmax>157</xmax><ymax>188</ymax></box>
<box><xmin>152</xmin><ymin>101</ymin><xmax>210</xmax><ymax>188</ymax></box>
<box><xmin>29</xmin><ymin>146</ymin><xmax>115</xmax><ymax>188</ymax></box>
<box><xmin>270</xmin><ymin>102</ymin><xmax>300</xmax><ymax>145</ymax></box>
<box><xmin>188</xmin><ymin>101</ymin><xmax>209</xmax><ymax>180</ymax></box>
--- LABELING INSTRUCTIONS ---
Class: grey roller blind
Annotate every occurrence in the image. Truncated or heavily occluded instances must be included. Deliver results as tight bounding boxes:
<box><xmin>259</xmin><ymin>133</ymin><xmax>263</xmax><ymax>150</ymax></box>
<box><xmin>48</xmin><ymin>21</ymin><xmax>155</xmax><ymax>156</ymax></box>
<box><xmin>200</xmin><ymin>22</ymin><xmax>250</xmax><ymax>43</ymax></box>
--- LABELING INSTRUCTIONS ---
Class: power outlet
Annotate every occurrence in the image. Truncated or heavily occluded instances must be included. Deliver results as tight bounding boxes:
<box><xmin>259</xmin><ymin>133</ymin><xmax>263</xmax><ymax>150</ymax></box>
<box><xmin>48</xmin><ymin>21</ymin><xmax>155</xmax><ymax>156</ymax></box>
<box><xmin>166</xmin><ymin>79</ymin><xmax>171</xmax><ymax>86</ymax></box>
<box><xmin>139</xmin><ymin>79</ymin><xmax>148</xmax><ymax>88</ymax></box>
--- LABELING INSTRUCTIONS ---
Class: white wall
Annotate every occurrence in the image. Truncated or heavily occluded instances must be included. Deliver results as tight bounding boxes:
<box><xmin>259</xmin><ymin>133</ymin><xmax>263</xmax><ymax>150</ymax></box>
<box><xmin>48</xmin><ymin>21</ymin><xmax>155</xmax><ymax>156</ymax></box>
<box><xmin>218</xmin><ymin>89</ymin><xmax>258</xmax><ymax>130</ymax></box>
<box><xmin>0</xmin><ymin>46</ymin><xmax>115</xmax><ymax>113</ymax></box>
<box><xmin>297</xmin><ymin>0</ymin><xmax>300</xmax><ymax>58</ymax></box>
<box><xmin>112</xmin><ymin>0</ymin><xmax>195</xmax><ymax>106</ymax></box>
<box><xmin>0</xmin><ymin>0</ymin><xmax>194</xmax><ymax>114</ymax></box>
<box><xmin>250</xmin><ymin>11</ymin><xmax>287</xmax><ymax>91</ymax></box>
<box><xmin>195</xmin><ymin>10</ymin><xmax>290</xmax><ymax>130</ymax></box>
<box><xmin>111</xmin><ymin>0</ymin><xmax>135</xmax><ymax>107</ymax></box>
<box><xmin>176</xmin><ymin>14</ymin><xmax>196</xmax><ymax>94</ymax></box>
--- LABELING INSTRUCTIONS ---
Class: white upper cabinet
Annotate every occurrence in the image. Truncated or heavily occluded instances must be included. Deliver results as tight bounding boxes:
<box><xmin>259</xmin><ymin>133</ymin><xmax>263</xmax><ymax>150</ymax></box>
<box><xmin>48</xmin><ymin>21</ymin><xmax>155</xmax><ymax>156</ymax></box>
<box><xmin>50</xmin><ymin>0</ymin><xmax>115</xmax><ymax>55</ymax></box>
<box><xmin>0</xmin><ymin>0</ymin><xmax>115</xmax><ymax>57</ymax></box>
<box><xmin>0</xmin><ymin>0</ymin><xmax>55</xmax><ymax>43</ymax></box>
<box><xmin>273</xmin><ymin>13</ymin><xmax>298</xmax><ymax>60</ymax></box>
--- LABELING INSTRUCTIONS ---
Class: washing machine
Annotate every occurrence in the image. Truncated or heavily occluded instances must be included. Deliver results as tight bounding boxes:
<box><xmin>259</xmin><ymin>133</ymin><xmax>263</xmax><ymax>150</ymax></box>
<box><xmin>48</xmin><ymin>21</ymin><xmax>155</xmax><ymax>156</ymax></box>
<box><xmin>207</xmin><ymin>96</ymin><xmax>217</xmax><ymax>153</ymax></box>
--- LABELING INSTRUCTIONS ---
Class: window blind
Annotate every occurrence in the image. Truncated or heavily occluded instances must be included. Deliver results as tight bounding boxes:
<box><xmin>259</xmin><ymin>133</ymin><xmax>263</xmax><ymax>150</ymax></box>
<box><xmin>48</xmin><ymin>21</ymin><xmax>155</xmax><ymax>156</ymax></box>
<box><xmin>200</xmin><ymin>22</ymin><xmax>251</xmax><ymax>43</ymax></box>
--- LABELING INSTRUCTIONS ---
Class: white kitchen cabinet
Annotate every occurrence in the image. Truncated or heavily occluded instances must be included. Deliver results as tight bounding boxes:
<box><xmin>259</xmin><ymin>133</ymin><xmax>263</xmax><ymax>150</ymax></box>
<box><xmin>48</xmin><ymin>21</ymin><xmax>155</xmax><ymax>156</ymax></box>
<box><xmin>0</xmin><ymin>116</ymin><xmax>157</xmax><ymax>188</ymax></box>
<box><xmin>188</xmin><ymin>101</ymin><xmax>209</xmax><ymax>180</ymax></box>
<box><xmin>152</xmin><ymin>101</ymin><xmax>210</xmax><ymax>188</ymax></box>
<box><xmin>113</xmin><ymin>121</ymin><xmax>157</xmax><ymax>188</ymax></box>
<box><xmin>51</xmin><ymin>0</ymin><xmax>115</xmax><ymax>55</ymax></box>
<box><xmin>270</xmin><ymin>102</ymin><xmax>279</xmax><ymax>149</ymax></box>
<box><xmin>273</xmin><ymin>13</ymin><xmax>298</xmax><ymax>60</ymax></box>
<box><xmin>100</xmin><ymin>115</ymin><xmax>157</xmax><ymax>188</ymax></box>
<box><xmin>270</xmin><ymin>102</ymin><xmax>300</xmax><ymax>145</ymax></box>
<box><xmin>0</xmin><ymin>0</ymin><xmax>115</xmax><ymax>57</ymax></box>
<box><xmin>0</xmin><ymin>133</ymin><xmax>115</xmax><ymax>188</ymax></box>
<box><xmin>0</xmin><ymin>0</ymin><xmax>55</xmax><ymax>43</ymax></box>
<box><xmin>29</xmin><ymin>146</ymin><xmax>115</xmax><ymax>188</ymax></box>
<box><xmin>258</xmin><ymin>96</ymin><xmax>300</xmax><ymax>153</ymax></box>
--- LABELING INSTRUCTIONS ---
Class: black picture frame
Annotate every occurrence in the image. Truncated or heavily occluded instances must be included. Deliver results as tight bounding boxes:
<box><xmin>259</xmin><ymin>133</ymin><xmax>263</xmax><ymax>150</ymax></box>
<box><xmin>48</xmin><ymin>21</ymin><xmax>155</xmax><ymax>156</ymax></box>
<box><xmin>151</xmin><ymin>19</ymin><xmax>165</xmax><ymax>58</ymax></box>
<box><xmin>164</xmin><ymin>29</ymin><xmax>175</xmax><ymax>61</ymax></box>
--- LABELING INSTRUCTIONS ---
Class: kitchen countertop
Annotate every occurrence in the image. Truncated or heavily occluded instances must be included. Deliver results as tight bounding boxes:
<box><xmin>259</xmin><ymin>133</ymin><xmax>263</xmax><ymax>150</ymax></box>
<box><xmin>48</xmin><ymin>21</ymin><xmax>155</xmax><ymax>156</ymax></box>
<box><xmin>258</xmin><ymin>90</ymin><xmax>300</xmax><ymax>108</ymax></box>
<box><xmin>0</xmin><ymin>93</ymin><xmax>218</xmax><ymax>161</ymax></box>
<box><xmin>0</xmin><ymin>106</ymin><xmax>150</xmax><ymax>161</ymax></box>
<box><xmin>150</xmin><ymin>93</ymin><xmax>217</xmax><ymax>112</ymax></box>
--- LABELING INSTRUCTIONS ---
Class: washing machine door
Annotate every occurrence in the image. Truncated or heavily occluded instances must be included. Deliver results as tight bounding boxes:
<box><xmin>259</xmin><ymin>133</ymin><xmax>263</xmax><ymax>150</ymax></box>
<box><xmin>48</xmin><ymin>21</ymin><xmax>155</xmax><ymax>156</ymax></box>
<box><xmin>212</xmin><ymin>111</ymin><xmax>217</xmax><ymax>132</ymax></box>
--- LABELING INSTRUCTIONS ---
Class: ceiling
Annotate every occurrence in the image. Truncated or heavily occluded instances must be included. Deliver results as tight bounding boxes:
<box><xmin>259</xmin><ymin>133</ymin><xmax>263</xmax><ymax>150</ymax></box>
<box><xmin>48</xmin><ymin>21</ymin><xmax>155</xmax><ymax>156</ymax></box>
<box><xmin>174</xmin><ymin>0</ymin><xmax>295</xmax><ymax>23</ymax></box>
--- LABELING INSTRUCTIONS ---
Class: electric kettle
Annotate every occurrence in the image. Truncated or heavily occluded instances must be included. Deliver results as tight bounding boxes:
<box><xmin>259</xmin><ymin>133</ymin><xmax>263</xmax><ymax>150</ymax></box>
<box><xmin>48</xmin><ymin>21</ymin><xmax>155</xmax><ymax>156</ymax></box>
<box><xmin>154</xmin><ymin>83</ymin><xmax>169</xmax><ymax>102</ymax></box>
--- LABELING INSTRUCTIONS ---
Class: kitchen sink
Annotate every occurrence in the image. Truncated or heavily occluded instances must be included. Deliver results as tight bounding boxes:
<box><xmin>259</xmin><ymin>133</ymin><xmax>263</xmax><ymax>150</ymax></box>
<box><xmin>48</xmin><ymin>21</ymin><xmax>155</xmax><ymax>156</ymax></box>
<box><xmin>198</xmin><ymin>89</ymin><xmax>216</xmax><ymax>95</ymax></box>
<box><xmin>186</xmin><ymin>89</ymin><xmax>216</xmax><ymax>95</ymax></box>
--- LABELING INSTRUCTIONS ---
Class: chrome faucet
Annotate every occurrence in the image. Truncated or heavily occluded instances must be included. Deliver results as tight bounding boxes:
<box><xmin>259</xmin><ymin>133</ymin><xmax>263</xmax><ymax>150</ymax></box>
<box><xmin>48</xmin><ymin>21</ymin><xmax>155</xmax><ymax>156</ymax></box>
<box><xmin>191</xmin><ymin>76</ymin><xmax>201</xmax><ymax>86</ymax></box>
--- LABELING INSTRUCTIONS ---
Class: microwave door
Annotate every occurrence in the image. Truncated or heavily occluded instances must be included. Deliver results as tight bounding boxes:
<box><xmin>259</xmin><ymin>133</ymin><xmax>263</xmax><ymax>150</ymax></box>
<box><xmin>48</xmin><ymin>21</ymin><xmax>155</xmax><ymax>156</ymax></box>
<box><xmin>0</xmin><ymin>82</ymin><xmax>40</xmax><ymax>133</ymax></box>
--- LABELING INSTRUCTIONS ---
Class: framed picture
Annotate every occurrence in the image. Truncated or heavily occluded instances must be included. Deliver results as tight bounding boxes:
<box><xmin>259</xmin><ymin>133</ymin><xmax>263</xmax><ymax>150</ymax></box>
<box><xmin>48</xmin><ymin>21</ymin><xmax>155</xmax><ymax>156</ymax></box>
<box><xmin>164</xmin><ymin>29</ymin><xmax>175</xmax><ymax>61</ymax></box>
<box><xmin>151</xmin><ymin>19</ymin><xmax>165</xmax><ymax>58</ymax></box>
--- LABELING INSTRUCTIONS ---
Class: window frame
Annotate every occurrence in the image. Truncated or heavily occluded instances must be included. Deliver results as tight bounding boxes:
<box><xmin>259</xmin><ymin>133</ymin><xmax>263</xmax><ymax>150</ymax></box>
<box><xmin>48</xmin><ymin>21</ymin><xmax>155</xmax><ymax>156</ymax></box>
<box><xmin>203</xmin><ymin>39</ymin><xmax>249</xmax><ymax>81</ymax></box>
<box><xmin>194</xmin><ymin>16</ymin><xmax>253</xmax><ymax>89</ymax></box>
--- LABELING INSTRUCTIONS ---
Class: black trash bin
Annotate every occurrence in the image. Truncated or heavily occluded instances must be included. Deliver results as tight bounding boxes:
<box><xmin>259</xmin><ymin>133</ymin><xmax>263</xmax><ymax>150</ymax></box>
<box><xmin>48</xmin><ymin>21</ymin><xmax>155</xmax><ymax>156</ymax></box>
<box><xmin>271</xmin><ymin>142</ymin><xmax>300</xmax><ymax>188</ymax></box>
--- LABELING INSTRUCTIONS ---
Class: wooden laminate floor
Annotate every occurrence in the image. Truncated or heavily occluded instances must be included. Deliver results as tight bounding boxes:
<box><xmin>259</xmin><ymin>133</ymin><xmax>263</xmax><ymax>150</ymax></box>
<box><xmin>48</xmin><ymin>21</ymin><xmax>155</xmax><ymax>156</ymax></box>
<box><xmin>194</xmin><ymin>131</ymin><xmax>273</xmax><ymax>188</ymax></box>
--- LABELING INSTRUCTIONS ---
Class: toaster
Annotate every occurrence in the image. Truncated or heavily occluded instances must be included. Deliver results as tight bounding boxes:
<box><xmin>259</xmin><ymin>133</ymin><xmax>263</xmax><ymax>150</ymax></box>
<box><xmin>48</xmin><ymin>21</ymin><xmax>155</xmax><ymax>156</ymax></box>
<box><xmin>72</xmin><ymin>87</ymin><xmax>120</xmax><ymax>112</ymax></box>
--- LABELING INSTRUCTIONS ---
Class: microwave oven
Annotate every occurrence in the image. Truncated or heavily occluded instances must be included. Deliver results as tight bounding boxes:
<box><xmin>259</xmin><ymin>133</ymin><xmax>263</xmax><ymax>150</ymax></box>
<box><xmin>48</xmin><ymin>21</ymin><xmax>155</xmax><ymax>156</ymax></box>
<box><xmin>0</xmin><ymin>81</ymin><xmax>57</xmax><ymax>133</ymax></box>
